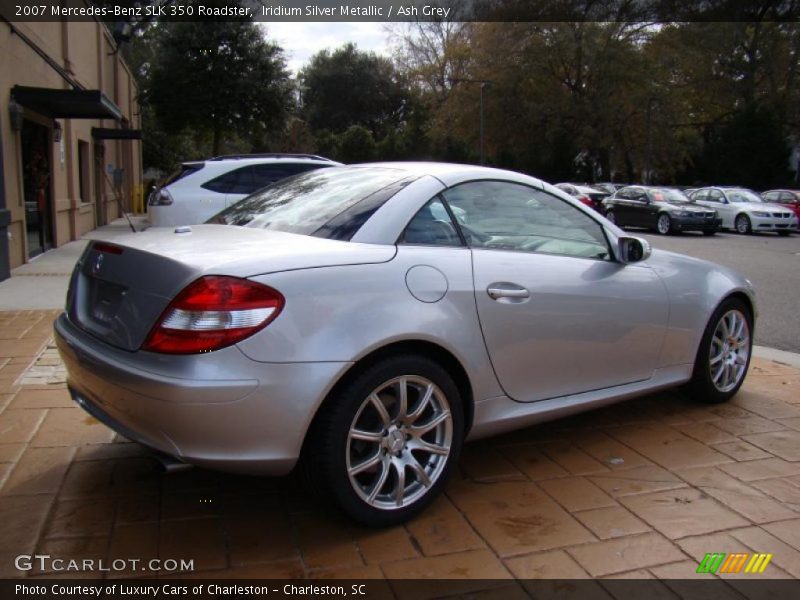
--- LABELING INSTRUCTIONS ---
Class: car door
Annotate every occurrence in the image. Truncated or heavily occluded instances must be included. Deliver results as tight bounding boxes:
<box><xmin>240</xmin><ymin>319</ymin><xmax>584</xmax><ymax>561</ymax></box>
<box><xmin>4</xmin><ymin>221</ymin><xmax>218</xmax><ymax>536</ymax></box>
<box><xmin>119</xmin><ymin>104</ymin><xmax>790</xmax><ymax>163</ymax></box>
<box><xmin>627</xmin><ymin>188</ymin><xmax>653</xmax><ymax>228</ymax></box>
<box><xmin>708</xmin><ymin>189</ymin><xmax>736</xmax><ymax>228</ymax></box>
<box><xmin>609</xmin><ymin>188</ymin><xmax>634</xmax><ymax>225</ymax></box>
<box><xmin>442</xmin><ymin>181</ymin><xmax>669</xmax><ymax>402</ymax></box>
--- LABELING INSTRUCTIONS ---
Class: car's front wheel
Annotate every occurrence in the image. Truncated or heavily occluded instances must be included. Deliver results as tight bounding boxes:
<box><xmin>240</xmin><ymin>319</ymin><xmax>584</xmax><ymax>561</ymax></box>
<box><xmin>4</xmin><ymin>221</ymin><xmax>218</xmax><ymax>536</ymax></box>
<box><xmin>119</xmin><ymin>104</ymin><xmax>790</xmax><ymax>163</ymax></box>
<box><xmin>656</xmin><ymin>213</ymin><xmax>672</xmax><ymax>235</ymax></box>
<box><xmin>735</xmin><ymin>214</ymin><xmax>752</xmax><ymax>234</ymax></box>
<box><xmin>308</xmin><ymin>355</ymin><xmax>463</xmax><ymax>526</ymax></box>
<box><xmin>686</xmin><ymin>297</ymin><xmax>753</xmax><ymax>404</ymax></box>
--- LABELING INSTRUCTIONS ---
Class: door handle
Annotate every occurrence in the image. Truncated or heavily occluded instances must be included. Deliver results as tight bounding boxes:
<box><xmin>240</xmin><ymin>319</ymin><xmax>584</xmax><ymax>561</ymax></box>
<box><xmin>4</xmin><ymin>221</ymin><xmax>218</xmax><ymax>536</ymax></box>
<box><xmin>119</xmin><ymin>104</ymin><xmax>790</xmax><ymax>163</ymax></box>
<box><xmin>487</xmin><ymin>285</ymin><xmax>530</xmax><ymax>300</ymax></box>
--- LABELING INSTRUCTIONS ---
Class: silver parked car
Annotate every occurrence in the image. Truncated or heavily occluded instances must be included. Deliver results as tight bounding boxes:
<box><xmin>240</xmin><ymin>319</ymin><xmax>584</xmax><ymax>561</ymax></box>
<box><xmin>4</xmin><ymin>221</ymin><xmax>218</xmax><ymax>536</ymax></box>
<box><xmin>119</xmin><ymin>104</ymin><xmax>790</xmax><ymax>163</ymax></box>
<box><xmin>56</xmin><ymin>163</ymin><xmax>756</xmax><ymax>525</ymax></box>
<box><xmin>690</xmin><ymin>186</ymin><xmax>799</xmax><ymax>235</ymax></box>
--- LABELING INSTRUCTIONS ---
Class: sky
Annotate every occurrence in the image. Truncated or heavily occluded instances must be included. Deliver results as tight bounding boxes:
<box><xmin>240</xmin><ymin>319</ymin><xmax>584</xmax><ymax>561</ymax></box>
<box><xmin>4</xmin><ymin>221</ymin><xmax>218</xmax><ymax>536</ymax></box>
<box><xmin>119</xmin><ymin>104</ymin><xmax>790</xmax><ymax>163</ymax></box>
<box><xmin>260</xmin><ymin>22</ymin><xmax>395</xmax><ymax>74</ymax></box>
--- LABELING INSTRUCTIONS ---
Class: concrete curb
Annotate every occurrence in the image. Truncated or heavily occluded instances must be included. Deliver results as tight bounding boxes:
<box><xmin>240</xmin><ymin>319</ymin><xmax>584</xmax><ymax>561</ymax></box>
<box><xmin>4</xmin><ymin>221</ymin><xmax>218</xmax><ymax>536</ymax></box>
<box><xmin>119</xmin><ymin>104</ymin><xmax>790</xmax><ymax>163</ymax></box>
<box><xmin>753</xmin><ymin>345</ymin><xmax>800</xmax><ymax>369</ymax></box>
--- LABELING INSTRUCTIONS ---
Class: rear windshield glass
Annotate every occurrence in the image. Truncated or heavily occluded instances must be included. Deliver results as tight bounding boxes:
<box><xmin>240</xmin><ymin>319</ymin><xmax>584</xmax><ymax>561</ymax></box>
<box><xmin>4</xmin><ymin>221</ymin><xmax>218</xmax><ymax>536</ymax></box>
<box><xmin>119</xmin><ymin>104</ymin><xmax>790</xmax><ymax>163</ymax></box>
<box><xmin>162</xmin><ymin>163</ymin><xmax>204</xmax><ymax>186</ymax></box>
<box><xmin>207</xmin><ymin>167</ymin><xmax>414</xmax><ymax>237</ymax></box>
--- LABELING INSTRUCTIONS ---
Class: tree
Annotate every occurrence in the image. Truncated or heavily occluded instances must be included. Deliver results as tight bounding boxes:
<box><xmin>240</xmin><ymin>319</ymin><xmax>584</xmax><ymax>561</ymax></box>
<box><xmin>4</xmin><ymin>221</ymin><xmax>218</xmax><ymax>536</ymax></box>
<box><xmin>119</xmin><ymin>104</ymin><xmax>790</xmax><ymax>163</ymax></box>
<box><xmin>300</xmin><ymin>43</ymin><xmax>409</xmax><ymax>138</ymax></box>
<box><xmin>336</xmin><ymin>126</ymin><xmax>377</xmax><ymax>163</ymax></box>
<box><xmin>146</xmin><ymin>20</ymin><xmax>293</xmax><ymax>155</ymax></box>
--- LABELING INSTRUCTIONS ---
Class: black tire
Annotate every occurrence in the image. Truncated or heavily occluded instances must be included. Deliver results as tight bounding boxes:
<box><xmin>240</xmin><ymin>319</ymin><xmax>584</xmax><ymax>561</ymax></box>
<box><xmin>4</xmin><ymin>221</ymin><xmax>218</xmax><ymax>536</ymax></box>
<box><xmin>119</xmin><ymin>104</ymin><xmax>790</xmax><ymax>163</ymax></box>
<box><xmin>735</xmin><ymin>214</ymin><xmax>752</xmax><ymax>234</ymax></box>
<box><xmin>305</xmin><ymin>355</ymin><xmax>464</xmax><ymax>526</ymax></box>
<box><xmin>656</xmin><ymin>213</ymin><xmax>672</xmax><ymax>235</ymax></box>
<box><xmin>702</xmin><ymin>229</ymin><xmax>717</xmax><ymax>236</ymax></box>
<box><xmin>686</xmin><ymin>297</ymin><xmax>753</xmax><ymax>404</ymax></box>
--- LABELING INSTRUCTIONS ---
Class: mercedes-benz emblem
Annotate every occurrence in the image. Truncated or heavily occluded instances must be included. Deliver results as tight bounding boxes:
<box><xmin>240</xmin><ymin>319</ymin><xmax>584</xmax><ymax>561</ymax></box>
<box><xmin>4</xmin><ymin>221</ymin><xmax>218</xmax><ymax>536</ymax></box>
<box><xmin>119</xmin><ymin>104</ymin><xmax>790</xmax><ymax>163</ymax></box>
<box><xmin>92</xmin><ymin>253</ymin><xmax>104</xmax><ymax>275</ymax></box>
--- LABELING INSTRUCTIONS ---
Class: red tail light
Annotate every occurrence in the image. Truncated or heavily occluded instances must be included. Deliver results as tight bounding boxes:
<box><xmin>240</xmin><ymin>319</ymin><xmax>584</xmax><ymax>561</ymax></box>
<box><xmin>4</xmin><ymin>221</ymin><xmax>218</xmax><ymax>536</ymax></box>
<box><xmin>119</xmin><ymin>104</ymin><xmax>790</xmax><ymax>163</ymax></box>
<box><xmin>579</xmin><ymin>195</ymin><xmax>593</xmax><ymax>207</ymax></box>
<box><xmin>142</xmin><ymin>276</ymin><xmax>284</xmax><ymax>354</ymax></box>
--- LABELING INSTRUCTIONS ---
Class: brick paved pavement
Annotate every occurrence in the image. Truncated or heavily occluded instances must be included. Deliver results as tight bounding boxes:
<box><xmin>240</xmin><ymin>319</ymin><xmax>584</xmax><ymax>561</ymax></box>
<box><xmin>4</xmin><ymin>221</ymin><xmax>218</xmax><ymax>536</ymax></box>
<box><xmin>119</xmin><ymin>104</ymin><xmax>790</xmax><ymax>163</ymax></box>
<box><xmin>2</xmin><ymin>310</ymin><xmax>800</xmax><ymax>584</ymax></box>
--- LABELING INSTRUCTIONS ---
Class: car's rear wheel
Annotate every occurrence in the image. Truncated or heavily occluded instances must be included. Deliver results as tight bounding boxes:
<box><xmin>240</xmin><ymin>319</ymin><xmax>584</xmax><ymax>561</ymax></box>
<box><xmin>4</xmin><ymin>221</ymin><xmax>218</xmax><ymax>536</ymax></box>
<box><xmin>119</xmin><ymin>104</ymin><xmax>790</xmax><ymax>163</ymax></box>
<box><xmin>656</xmin><ymin>213</ymin><xmax>672</xmax><ymax>235</ymax></box>
<box><xmin>307</xmin><ymin>355</ymin><xmax>463</xmax><ymax>526</ymax></box>
<box><xmin>686</xmin><ymin>297</ymin><xmax>752</xmax><ymax>404</ymax></box>
<box><xmin>735</xmin><ymin>214</ymin><xmax>752</xmax><ymax>234</ymax></box>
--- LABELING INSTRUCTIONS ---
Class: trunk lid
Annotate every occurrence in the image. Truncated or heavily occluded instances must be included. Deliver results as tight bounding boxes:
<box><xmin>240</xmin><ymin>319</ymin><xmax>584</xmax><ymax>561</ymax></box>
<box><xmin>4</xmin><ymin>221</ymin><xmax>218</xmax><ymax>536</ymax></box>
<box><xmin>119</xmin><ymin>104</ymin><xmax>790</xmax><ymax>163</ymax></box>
<box><xmin>67</xmin><ymin>225</ymin><xmax>395</xmax><ymax>351</ymax></box>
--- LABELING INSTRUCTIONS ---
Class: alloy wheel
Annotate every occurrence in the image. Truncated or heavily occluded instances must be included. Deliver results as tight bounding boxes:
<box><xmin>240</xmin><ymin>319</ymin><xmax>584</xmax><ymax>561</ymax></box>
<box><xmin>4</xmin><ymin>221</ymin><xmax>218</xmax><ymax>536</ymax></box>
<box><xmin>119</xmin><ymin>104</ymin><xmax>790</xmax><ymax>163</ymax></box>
<box><xmin>657</xmin><ymin>214</ymin><xmax>671</xmax><ymax>234</ymax></box>
<box><xmin>709</xmin><ymin>309</ymin><xmax>750</xmax><ymax>393</ymax></box>
<box><xmin>346</xmin><ymin>376</ymin><xmax>453</xmax><ymax>510</ymax></box>
<box><xmin>736</xmin><ymin>215</ymin><xmax>751</xmax><ymax>234</ymax></box>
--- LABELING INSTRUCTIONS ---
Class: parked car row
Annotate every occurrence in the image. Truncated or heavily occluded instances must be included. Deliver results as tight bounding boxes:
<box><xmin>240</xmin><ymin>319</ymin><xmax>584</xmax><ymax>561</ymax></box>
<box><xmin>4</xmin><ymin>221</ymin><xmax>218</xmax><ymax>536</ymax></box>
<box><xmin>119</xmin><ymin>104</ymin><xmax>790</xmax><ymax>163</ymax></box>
<box><xmin>556</xmin><ymin>181</ymin><xmax>800</xmax><ymax>236</ymax></box>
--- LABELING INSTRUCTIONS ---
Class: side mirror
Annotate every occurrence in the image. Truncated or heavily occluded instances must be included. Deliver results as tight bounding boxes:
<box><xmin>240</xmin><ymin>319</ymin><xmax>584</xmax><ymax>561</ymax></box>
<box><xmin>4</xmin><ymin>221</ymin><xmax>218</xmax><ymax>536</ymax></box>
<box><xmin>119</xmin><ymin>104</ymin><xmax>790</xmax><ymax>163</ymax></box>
<box><xmin>618</xmin><ymin>236</ymin><xmax>651</xmax><ymax>264</ymax></box>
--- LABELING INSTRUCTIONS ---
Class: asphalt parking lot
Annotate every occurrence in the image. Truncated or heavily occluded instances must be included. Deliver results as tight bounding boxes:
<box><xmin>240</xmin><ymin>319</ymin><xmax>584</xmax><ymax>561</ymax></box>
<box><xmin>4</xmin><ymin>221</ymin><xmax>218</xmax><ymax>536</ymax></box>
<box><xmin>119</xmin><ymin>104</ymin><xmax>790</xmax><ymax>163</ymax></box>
<box><xmin>637</xmin><ymin>231</ymin><xmax>800</xmax><ymax>354</ymax></box>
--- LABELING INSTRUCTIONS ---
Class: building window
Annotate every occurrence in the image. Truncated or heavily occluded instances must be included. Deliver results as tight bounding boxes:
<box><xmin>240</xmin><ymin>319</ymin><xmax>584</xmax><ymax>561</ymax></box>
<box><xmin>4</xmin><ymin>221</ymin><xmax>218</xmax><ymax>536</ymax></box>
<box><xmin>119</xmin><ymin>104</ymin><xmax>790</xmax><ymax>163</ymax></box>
<box><xmin>78</xmin><ymin>140</ymin><xmax>90</xmax><ymax>202</ymax></box>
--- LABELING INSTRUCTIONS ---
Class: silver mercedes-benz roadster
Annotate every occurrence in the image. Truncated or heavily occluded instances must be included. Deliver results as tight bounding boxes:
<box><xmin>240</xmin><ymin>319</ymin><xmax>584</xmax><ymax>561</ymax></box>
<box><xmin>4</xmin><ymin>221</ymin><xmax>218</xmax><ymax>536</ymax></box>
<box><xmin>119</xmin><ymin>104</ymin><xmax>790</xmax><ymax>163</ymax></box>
<box><xmin>55</xmin><ymin>163</ymin><xmax>756</xmax><ymax>525</ymax></box>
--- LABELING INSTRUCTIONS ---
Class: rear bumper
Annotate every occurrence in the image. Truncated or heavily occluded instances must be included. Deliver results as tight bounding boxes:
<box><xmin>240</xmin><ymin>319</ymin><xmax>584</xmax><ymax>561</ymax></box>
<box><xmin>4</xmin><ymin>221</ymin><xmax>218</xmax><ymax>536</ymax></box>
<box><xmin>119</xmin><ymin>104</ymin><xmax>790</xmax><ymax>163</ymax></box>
<box><xmin>55</xmin><ymin>313</ymin><xmax>350</xmax><ymax>475</ymax></box>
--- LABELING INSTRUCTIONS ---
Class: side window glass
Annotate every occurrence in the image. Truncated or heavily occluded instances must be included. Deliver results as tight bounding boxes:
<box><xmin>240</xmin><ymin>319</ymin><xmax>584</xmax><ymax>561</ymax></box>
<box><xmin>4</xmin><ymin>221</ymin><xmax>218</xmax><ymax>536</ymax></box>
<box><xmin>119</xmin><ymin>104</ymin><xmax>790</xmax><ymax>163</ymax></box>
<box><xmin>441</xmin><ymin>181</ymin><xmax>610</xmax><ymax>260</ymax></box>
<box><xmin>707</xmin><ymin>191</ymin><xmax>723</xmax><ymax>203</ymax></box>
<box><xmin>202</xmin><ymin>167</ymin><xmax>254</xmax><ymax>194</ymax></box>
<box><xmin>250</xmin><ymin>164</ymin><xmax>319</xmax><ymax>190</ymax></box>
<box><xmin>693</xmin><ymin>189</ymin><xmax>708</xmax><ymax>201</ymax></box>
<box><xmin>763</xmin><ymin>192</ymin><xmax>777</xmax><ymax>203</ymax></box>
<box><xmin>400</xmin><ymin>197</ymin><xmax>462</xmax><ymax>247</ymax></box>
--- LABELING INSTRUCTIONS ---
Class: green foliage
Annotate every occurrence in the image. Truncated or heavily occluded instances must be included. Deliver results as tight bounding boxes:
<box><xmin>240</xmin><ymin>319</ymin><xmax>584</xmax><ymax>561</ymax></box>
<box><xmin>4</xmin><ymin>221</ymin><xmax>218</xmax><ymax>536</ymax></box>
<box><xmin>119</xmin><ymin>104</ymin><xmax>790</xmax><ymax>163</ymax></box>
<box><xmin>691</xmin><ymin>107</ymin><xmax>790</xmax><ymax>188</ymax></box>
<box><xmin>145</xmin><ymin>20</ymin><xmax>293</xmax><ymax>157</ymax></box>
<box><xmin>300</xmin><ymin>43</ymin><xmax>409</xmax><ymax>138</ymax></box>
<box><xmin>336</xmin><ymin>126</ymin><xmax>377</xmax><ymax>163</ymax></box>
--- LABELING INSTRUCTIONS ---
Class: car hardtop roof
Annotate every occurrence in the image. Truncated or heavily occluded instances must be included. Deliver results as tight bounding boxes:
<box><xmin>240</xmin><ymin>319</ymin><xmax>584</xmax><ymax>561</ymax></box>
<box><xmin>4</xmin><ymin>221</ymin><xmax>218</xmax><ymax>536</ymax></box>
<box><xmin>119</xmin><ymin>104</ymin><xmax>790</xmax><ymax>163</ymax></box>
<box><xmin>346</xmin><ymin>161</ymin><xmax>547</xmax><ymax>188</ymax></box>
<box><xmin>207</xmin><ymin>153</ymin><xmax>336</xmax><ymax>162</ymax></box>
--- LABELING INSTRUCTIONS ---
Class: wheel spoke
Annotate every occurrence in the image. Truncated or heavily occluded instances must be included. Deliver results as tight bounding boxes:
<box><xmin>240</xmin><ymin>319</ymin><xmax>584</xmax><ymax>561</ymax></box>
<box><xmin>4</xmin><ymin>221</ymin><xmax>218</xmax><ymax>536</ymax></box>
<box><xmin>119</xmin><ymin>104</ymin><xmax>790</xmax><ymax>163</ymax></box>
<box><xmin>411</xmin><ymin>410</ymin><xmax>451</xmax><ymax>437</ymax></box>
<box><xmin>369</xmin><ymin>393</ymin><xmax>391</xmax><ymax>427</ymax></box>
<box><xmin>349</xmin><ymin>452</ymin><xmax>382</xmax><ymax>476</ymax></box>
<box><xmin>397</xmin><ymin>377</ymin><xmax>408</xmax><ymax>421</ymax></box>
<box><xmin>407</xmin><ymin>384</ymin><xmax>434</xmax><ymax>424</ymax></box>
<box><xmin>393</xmin><ymin>460</ymin><xmax>406</xmax><ymax>507</ymax></box>
<box><xmin>350</xmin><ymin>428</ymin><xmax>383</xmax><ymax>443</ymax></box>
<box><xmin>408</xmin><ymin>455</ymin><xmax>432</xmax><ymax>487</ymax></box>
<box><xmin>367</xmin><ymin>458</ymin><xmax>390</xmax><ymax>503</ymax></box>
<box><xmin>720</xmin><ymin>316</ymin><xmax>730</xmax><ymax>339</ymax></box>
<box><xmin>408</xmin><ymin>438</ymin><xmax>449</xmax><ymax>456</ymax></box>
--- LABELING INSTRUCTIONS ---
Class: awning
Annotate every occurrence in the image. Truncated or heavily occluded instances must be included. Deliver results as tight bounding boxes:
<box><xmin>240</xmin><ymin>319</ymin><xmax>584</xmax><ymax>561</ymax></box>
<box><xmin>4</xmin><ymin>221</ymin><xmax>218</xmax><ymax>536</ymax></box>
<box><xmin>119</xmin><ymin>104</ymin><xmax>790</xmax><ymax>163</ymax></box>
<box><xmin>11</xmin><ymin>86</ymin><xmax>123</xmax><ymax>120</ymax></box>
<box><xmin>92</xmin><ymin>128</ymin><xmax>142</xmax><ymax>140</ymax></box>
